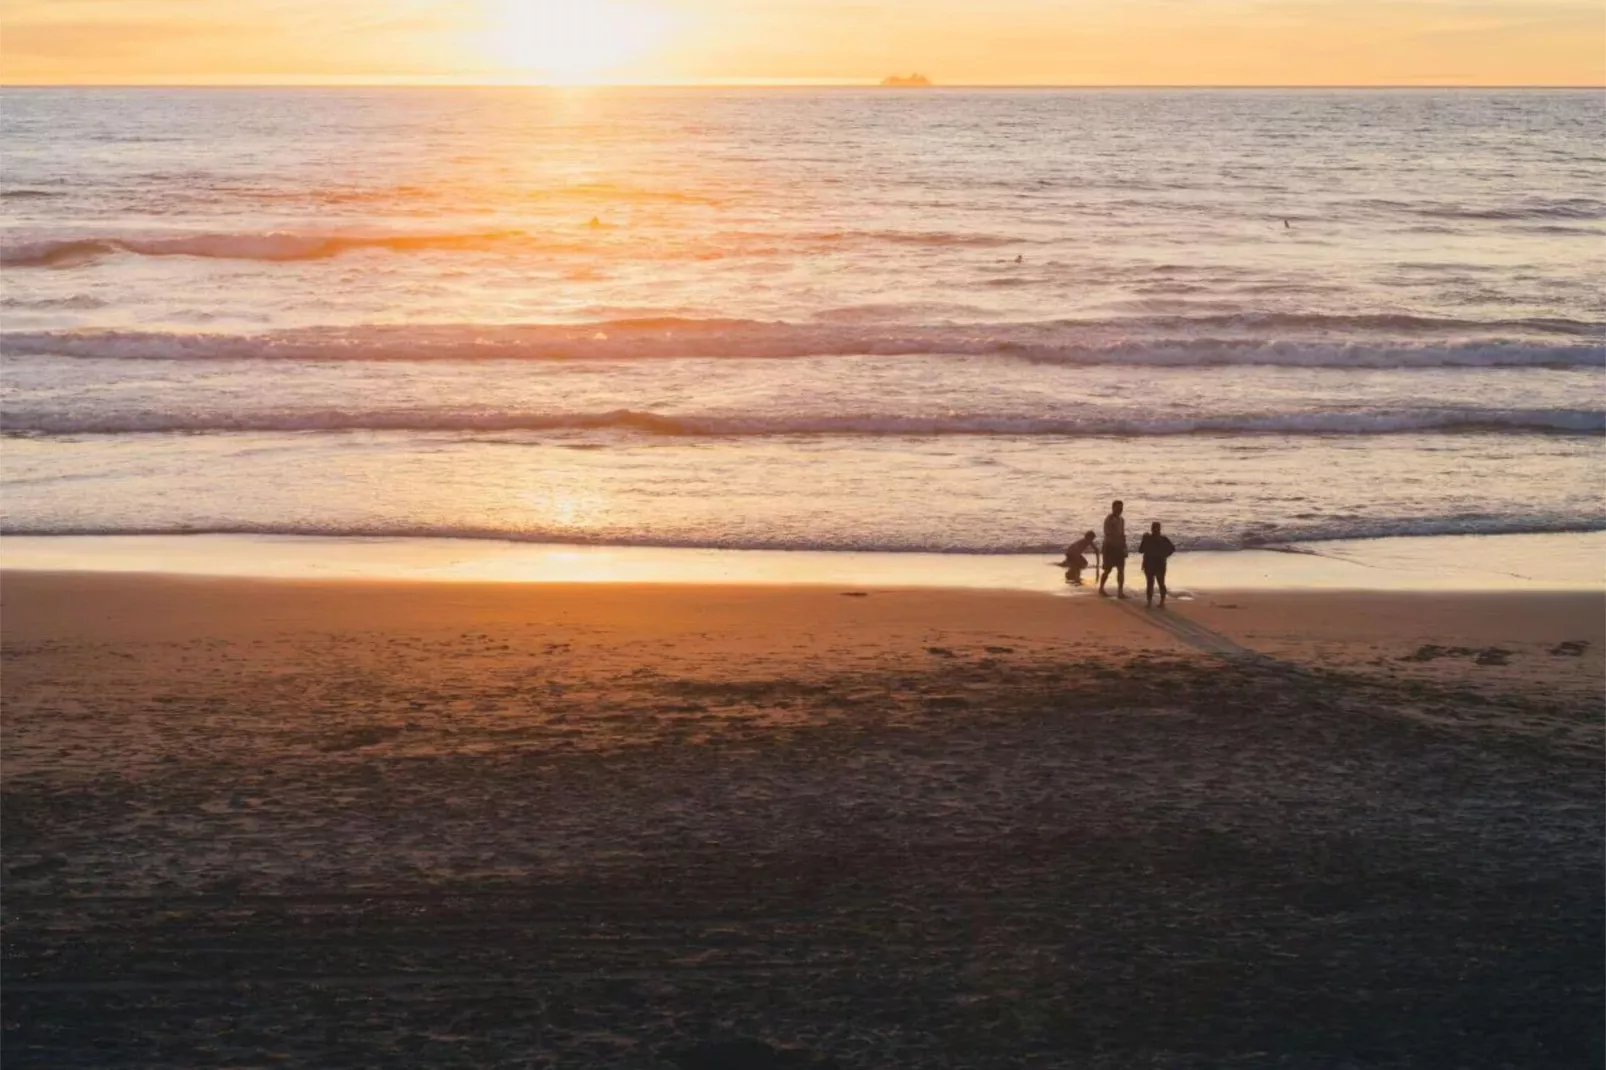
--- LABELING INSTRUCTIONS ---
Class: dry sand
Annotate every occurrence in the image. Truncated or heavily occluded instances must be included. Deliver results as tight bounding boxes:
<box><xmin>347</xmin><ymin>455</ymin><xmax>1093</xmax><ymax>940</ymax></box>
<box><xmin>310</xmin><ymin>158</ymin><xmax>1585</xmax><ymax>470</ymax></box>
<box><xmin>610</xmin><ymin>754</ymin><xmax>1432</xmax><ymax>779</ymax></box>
<box><xmin>3</xmin><ymin>572</ymin><xmax>1602</xmax><ymax>1068</ymax></box>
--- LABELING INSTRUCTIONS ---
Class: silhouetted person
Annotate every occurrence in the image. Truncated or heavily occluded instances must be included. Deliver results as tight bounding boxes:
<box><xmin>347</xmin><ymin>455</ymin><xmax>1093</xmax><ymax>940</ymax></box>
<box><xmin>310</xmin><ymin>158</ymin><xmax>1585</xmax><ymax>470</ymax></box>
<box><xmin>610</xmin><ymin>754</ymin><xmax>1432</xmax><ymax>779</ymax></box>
<box><xmin>1057</xmin><ymin>530</ymin><xmax>1098</xmax><ymax>586</ymax></box>
<box><xmin>1099</xmin><ymin>500</ymin><xmax>1127</xmax><ymax>598</ymax></box>
<box><xmin>1139</xmin><ymin>521</ymin><xmax>1175</xmax><ymax>608</ymax></box>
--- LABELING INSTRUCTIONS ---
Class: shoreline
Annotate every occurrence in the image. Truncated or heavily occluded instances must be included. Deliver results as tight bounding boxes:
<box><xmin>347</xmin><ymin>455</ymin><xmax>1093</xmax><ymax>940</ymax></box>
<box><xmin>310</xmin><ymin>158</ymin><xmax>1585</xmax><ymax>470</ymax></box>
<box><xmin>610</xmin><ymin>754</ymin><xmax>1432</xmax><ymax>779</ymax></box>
<box><xmin>2</xmin><ymin>529</ymin><xmax>1602</xmax><ymax>592</ymax></box>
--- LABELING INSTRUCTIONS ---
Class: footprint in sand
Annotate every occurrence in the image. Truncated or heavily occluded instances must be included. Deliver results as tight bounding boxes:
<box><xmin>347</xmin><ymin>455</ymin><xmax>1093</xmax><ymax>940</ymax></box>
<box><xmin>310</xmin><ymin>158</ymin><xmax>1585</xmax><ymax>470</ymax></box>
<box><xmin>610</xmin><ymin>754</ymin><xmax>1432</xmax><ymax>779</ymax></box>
<box><xmin>1550</xmin><ymin>640</ymin><xmax>1590</xmax><ymax>657</ymax></box>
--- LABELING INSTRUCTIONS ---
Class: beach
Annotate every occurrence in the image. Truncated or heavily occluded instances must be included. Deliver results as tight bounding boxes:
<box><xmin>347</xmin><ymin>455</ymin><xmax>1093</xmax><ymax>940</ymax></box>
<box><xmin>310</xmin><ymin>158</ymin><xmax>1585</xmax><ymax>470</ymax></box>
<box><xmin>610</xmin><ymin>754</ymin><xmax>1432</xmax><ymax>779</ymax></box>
<box><xmin>3</xmin><ymin>82</ymin><xmax>1603</xmax><ymax>1068</ymax></box>
<box><xmin>4</xmin><ymin>569</ymin><xmax>1601</xmax><ymax>1067</ymax></box>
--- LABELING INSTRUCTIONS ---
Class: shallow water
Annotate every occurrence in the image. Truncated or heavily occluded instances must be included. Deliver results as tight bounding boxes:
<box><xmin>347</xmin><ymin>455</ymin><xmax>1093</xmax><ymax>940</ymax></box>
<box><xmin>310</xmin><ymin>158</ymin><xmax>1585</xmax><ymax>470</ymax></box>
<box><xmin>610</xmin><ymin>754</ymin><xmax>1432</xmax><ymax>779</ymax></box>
<box><xmin>4</xmin><ymin>532</ymin><xmax>1600</xmax><ymax>593</ymax></box>
<box><xmin>3</xmin><ymin>88</ymin><xmax>1603</xmax><ymax>552</ymax></box>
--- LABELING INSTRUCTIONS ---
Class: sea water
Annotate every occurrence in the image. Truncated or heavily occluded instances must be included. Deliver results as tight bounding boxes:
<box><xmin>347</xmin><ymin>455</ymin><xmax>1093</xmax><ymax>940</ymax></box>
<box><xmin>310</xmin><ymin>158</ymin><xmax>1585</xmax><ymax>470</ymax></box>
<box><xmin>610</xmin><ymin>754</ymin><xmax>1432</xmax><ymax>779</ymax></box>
<box><xmin>3</xmin><ymin>88</ymin><xmax>1602</xmax><ymax>554</ymax></box>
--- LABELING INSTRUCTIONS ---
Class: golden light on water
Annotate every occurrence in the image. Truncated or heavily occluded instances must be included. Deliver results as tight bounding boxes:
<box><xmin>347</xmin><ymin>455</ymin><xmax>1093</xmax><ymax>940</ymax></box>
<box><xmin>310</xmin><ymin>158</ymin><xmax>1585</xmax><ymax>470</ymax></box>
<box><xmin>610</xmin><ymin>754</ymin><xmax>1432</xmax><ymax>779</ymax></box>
<box><xmin>481</xmin><ymin>0</ymin><xmax>673</xmax><ymax>84</ymax></box>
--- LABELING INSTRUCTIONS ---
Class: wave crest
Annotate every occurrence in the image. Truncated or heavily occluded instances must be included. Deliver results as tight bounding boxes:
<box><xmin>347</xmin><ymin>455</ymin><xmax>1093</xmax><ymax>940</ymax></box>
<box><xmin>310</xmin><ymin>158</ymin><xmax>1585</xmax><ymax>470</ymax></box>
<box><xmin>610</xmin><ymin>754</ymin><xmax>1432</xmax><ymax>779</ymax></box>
<box><xmin>1417</xmin><ymin>198</ymin><xmax>1606</xmax><ymax>222</ymax></box>
<box><xmin>6</xmin><ymin>320</ymin><xmax>1602</xmax><ymax>367</ymax></box>
<box><xmin>6</xmin><ymin>406</ymin><xmax>1600</xmax><ymax>437</ymax></box>
<box><xmin>3</xmin><ymin>516</ymin><xmax>1601</xmax><ymax>553</ymax></box>
<box><xmin>0</xmin><ymin>224</ymin><xmax>1028</xmax><ymax>268</ymax></box>
<box><xmin>0</xmin><ymin>229</ymin><xmax>533</xmax><ymax>268</ymax></box>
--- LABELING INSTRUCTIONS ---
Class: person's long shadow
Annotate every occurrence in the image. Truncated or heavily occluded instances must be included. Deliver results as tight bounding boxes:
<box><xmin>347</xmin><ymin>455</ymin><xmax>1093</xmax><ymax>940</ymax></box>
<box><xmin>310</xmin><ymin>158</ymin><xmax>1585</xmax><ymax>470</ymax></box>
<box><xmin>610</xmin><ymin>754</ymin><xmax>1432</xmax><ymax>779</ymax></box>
<box><xmin>1108</xmin><ymin>598</ymin><xmax>1279</xmax><ymax>666</ymax></box>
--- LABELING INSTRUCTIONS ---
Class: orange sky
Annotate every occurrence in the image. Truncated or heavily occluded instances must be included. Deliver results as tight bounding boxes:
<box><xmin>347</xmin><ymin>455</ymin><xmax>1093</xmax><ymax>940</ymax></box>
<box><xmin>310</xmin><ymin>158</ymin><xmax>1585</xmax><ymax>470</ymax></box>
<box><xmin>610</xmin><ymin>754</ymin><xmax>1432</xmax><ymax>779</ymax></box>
<box><xmin>1</xmin><ymin>0</ymin><xmax>1601</xmax><ymax>86</ymax></box>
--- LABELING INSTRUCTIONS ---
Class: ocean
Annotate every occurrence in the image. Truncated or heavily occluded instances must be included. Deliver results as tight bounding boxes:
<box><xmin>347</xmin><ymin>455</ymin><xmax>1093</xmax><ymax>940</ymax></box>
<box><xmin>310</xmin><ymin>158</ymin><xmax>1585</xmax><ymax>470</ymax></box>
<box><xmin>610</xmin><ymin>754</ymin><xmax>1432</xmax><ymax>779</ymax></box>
<box><xmin>2</xmin><ymin>87</ymin><xmax>1603</xmax><ymax>556</ymax></box>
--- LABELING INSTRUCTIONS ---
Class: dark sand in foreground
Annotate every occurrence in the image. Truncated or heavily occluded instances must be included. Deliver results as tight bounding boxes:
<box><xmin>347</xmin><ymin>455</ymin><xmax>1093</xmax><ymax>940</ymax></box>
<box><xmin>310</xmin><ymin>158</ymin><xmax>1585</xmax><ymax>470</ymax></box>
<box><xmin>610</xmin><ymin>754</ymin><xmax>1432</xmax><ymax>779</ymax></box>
<box><xmin>3</xmin><ymin>573</ymin><xmax>1602</xmax><ymax>1068</ymax></box>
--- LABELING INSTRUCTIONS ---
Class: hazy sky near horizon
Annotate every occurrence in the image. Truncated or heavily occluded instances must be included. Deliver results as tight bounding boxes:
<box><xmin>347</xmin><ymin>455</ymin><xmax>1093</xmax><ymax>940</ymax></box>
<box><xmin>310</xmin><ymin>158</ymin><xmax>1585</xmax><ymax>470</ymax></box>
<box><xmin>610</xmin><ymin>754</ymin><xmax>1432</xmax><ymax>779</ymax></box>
<box><xmin>1</xmin><ymin>0</ymin><xmax>1601</xmax><ymax>86</ymax></box>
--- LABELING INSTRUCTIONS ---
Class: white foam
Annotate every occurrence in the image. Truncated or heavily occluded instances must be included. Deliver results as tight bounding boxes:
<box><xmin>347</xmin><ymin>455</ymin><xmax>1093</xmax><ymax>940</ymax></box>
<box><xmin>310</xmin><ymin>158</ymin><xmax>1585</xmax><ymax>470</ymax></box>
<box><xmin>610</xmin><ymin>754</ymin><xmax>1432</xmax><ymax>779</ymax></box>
<box><xmin>4</xmin><ymin>515</ymin><xmax>1602</xmax><ymax>554</ymax></box>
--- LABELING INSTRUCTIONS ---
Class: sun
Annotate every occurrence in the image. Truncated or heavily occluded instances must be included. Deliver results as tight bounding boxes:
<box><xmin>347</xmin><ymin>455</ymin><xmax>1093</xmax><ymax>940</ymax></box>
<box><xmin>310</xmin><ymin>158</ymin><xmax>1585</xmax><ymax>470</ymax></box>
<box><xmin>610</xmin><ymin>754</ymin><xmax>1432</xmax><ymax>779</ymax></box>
<box><xmin>483</xmin><ymin>0</ymin><xmax>672</xmax><ymax>84</ymax></box>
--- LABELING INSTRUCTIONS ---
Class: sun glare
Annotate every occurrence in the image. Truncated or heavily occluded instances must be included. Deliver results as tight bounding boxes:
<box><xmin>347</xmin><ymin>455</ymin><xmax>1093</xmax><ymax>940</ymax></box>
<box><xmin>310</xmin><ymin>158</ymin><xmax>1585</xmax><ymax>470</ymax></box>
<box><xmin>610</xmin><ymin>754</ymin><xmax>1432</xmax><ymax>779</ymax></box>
<box><xmin>484</xmin><ymin>0</ymin><xmax>672</xmax><ymax>84</ymax></box>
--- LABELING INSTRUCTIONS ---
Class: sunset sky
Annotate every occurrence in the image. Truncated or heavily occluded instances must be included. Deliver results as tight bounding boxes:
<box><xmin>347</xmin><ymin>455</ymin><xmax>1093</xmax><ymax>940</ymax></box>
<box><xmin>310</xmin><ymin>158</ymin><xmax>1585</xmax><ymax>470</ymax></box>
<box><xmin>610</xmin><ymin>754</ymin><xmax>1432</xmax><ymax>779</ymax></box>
<box><xmin>1</xmin><ymin>0</ymin><xmax>1601</xmax><ymax>86</ymax></box>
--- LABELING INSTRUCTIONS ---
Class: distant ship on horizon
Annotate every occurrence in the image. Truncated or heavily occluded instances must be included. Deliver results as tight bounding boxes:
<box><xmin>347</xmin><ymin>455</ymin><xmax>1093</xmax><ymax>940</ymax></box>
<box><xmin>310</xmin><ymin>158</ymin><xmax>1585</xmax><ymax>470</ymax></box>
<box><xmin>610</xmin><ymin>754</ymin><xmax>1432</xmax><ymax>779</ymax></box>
<box><xmin>879</xmin><ymin>73</ymin><xmax>932</xmax><ymax>87</ymax></box>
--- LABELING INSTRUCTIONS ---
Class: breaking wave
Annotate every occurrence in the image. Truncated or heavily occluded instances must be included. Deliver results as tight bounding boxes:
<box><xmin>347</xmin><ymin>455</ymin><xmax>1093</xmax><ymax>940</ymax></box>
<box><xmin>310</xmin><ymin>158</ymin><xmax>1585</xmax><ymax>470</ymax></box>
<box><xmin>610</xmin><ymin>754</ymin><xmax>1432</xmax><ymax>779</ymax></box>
<box><xmin>5</xmin><ymin>319</ymin><xmax>1602</xmax><ymax>367</ymax></box>
<box><xmin>0</xmin><ymin>295</ymin><xmax>107</xmax><ymax>311</ymax></box>
<box><xmin>1416</xmin><ymin>198</ymin><xmax>1606</xmax><ymax>222</ymax></box>
<box><xmin>1113</xmin><ymin>312</ymin><xmax>1604</xmax><ymax>337</ymax></box>
<box><xmin>0</xmin><ymin>229</ymin><xmax>533</xmax><ymax>267</ymax></box>
<box><xmin>4</xmin><ymin>516</ymin><xmax>1602</xmax><ymax>554</ymax></box>
<box><xmin>5</xmin><ymin>407</ymin><xmax>1601</xmax><ymax>438</ymax></box>
<box><xmin>0</xmin><ymin>225</ymin><xmax>1030</xmax><ymax>268</ymax></box>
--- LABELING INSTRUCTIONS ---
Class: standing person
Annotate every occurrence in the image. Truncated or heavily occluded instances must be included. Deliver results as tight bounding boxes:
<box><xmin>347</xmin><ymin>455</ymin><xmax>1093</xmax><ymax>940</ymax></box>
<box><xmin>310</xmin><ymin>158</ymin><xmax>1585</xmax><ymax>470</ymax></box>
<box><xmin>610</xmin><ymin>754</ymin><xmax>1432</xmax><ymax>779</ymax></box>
<box><xmin>1138</xmin><ymin>521</ymin><xmax>1176</xmax><ymax>608</ymax></box>
<box><xmin>1099</xmin><ymin>500</ymin><xmax>1127</xmax><ymax>598</ymax></box>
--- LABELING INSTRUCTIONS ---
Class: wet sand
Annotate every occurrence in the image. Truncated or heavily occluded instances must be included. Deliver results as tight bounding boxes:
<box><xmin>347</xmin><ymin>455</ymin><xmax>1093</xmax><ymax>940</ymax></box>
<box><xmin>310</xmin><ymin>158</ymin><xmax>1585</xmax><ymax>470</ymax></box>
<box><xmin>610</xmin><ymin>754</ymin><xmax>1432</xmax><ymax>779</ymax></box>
<box><xmin>3</xmin><ymin>572</ymin><xmax>1602</xmax><ymax>1068</ymax></box>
